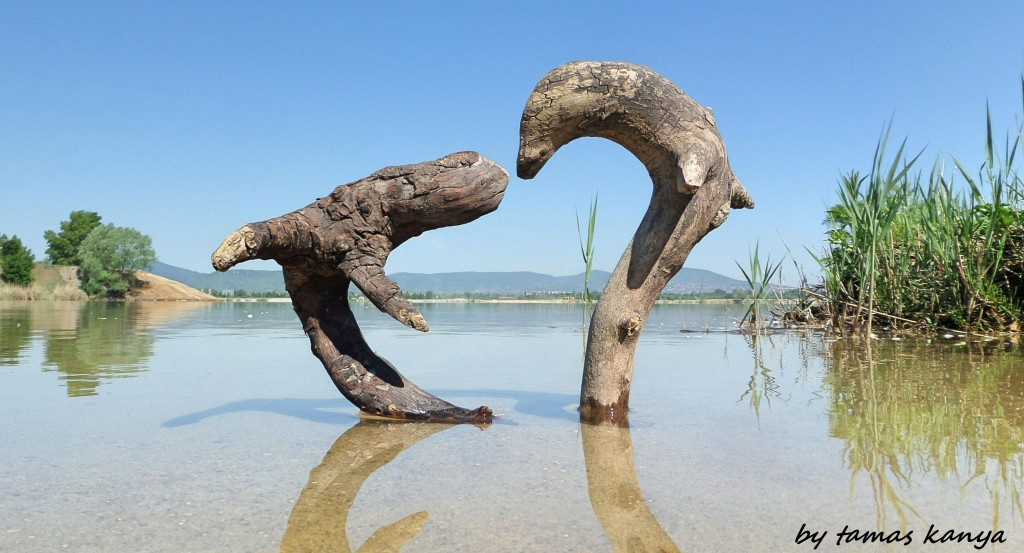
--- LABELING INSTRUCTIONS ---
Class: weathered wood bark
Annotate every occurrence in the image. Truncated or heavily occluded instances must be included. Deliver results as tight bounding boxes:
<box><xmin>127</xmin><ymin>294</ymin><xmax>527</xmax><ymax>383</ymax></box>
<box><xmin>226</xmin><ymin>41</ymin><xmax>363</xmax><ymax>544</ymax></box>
<box><xmin>212</xmin><ymin>152</ymin><xmax>506</xmax><ymax>423</ymax></box>
<box><xmin>582</xmin><ymin>423</ymin><xmax>681</xmax><ymax>552</ymax></box>
<box><xmin>518</xmin><ymin>62</ymin><xmax>754</xmax><ymax>425</ymax></box>
<box><xmin>281</xmin><ymin>421</ymin><xmax>454</xmax><ymax>552</ymax></box>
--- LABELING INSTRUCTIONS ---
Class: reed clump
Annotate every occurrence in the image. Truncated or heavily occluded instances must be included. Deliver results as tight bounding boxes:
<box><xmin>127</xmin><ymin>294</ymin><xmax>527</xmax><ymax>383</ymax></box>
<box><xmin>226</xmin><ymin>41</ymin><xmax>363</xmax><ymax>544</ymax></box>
<box><xmin>818</xmin><ymin>86</ymin><xmax>1024</xmax><ymax>333</ymax></box>
<box><xmin>736</xmin><ymin>241</ymin><xmax>783</xmax><ymax>333</ymax></box>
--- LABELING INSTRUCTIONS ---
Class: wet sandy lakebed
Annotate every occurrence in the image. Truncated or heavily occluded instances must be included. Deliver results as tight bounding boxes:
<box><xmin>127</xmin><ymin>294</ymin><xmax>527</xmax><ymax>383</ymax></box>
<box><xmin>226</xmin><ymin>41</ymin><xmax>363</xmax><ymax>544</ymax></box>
<box><xmin>1</xmin><ymin>300</ymin><xmax>1022</xmax><ymax>551</ymax></box>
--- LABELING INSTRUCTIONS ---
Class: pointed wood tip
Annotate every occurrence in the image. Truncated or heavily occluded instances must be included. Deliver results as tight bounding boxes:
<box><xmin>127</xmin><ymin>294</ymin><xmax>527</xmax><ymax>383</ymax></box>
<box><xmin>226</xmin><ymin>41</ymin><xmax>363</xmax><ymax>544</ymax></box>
<box><xmin>211</xmin><ymin>226</ymin><xmax>258</xmax><ymax>272</ymax></box>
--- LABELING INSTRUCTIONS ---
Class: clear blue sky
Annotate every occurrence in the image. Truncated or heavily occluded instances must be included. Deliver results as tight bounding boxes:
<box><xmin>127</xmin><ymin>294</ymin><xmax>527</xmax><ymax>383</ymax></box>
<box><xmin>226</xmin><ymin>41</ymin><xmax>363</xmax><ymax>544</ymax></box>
<box><xmin>3</xmin><ymin>1</ymin><xmax>1023</xmax><ymax>282</ymax></box>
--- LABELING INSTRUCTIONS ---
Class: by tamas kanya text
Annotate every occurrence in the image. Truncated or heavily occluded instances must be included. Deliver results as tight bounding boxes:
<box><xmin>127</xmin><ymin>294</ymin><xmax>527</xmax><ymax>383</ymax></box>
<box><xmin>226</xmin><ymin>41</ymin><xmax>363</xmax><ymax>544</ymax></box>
<box><xmin>795</xmin><ymin>523</ymin><xmax>1006</xmax><ymax>549</ymax></box>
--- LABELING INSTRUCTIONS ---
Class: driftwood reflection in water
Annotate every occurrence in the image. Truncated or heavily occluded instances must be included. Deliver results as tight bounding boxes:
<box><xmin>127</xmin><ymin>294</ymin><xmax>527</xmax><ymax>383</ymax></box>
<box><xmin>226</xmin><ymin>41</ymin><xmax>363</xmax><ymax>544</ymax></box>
<box><xmin>826</xmin><ymin>340</ymin><xmax>1024</xmax><ymax>530</ymax></box>
<box><xmin>582</xmin><ymin>423</ymin><xmax>681</xmax><ymax>553</ymax></box>
<box><xmin>281</xmin><ymin>420</ymin><xmax>455</xmax><ymax>553</ymax></box>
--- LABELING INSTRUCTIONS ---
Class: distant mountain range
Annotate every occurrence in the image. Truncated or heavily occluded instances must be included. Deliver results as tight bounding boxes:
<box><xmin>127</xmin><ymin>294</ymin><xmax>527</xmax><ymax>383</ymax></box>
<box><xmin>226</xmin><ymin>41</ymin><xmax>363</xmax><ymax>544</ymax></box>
<box><xmin>149</xmin><ymin>261</ymin><xmax>287</xmax><ymax>294</ymax></box>
<box><xmin>386</xmin><ymin>268</ymin><xmax>749</xmax><ymax>295</ymax></box>
<box><xmin>149</xmin><ymin>261</ymin><xmax>749</xmax><ymax>295</ymax></box>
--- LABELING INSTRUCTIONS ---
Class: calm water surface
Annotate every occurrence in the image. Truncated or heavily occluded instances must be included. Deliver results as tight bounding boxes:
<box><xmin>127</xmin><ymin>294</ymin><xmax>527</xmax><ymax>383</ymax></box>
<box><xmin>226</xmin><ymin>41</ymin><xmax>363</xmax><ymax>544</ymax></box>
<box><xmin>1</xmin><ymin>300</ymin><xmax>1022</xmax><ymax>552</ymax></box>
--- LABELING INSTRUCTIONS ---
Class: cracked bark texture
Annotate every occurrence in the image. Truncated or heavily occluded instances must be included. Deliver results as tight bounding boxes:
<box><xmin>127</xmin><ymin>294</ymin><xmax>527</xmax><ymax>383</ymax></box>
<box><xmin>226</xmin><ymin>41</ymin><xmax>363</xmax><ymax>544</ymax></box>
<box><xmin>212</xmin><ymin>152</ymin><xmax>507</xmax><ymax>423</ymax></box>
<box><xmin>518</xmin><ymin>61</ymin><xmax>754</xmax><ymax>425</ymax></box>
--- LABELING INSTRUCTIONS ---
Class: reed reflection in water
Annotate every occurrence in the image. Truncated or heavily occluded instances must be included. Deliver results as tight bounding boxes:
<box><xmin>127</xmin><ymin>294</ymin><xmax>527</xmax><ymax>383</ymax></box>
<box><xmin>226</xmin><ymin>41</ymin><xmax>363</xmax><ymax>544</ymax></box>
<box><xmin>825</xmin><ymin>339</ymin><xmax>1024</xmax><ymax>530</ymax></box>
<box><xmin>737</xmin><ymin>332</ymin><xmax>828</xmax><ymax>420</ymax></box>
<box><xmin>738</xmin><ymin>335</ymin><xmax>781</xmax><ymax>419</ymax></box>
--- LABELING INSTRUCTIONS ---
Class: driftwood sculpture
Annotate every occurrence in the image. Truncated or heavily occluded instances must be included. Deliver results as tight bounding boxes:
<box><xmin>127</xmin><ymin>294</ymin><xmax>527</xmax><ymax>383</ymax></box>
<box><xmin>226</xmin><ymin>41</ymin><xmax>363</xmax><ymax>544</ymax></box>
<box><xmin>212</xmin><ymin>152</ymin><xmax>506</xmax><ymax>423</ymax></box>
<box><xmin>518</xmin><ymin>61</ymin><xmax>754</xmax><ymax>425</ymax></box>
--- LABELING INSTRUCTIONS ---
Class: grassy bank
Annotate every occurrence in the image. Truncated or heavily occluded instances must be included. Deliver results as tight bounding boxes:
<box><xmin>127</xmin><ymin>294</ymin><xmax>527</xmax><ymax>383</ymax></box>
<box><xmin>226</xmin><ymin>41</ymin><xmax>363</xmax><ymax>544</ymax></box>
<box><xmin>0</xmin><ymin>264</ymin><xmax>220</xmax><ymax>302</ymax></box>
<box><xmin>0</xmin><ymin>265</ymin><xmax>87</xmax><ymax>301</ymax></box>
<box><xmin>0</xmin><ymin>282</ymin><xmax>87</xmax><ymax>301</ymax></box>
<box><xmin>817</xmin><ymin>91</ymin><xmax>1023</xmax><ymax>333</ymax></box>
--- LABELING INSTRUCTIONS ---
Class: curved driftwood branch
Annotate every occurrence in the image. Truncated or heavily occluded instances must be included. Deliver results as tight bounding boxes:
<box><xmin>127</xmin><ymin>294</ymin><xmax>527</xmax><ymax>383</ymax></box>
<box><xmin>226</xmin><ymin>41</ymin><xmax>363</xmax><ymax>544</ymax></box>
<box><xmin>518</xmin><ymin>61</ymin><xmax>754</xmax><ymax>425</ymax></box>
<box><xmin>213</xmin><ymin>152</ymin><xmax>507</xmax><ymax>423</ymax></box>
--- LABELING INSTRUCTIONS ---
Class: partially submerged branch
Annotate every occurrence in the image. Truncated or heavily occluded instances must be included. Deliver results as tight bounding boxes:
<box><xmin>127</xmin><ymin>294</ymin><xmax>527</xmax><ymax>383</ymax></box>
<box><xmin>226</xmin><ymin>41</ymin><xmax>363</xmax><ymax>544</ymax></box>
<box><xmin>518</xmin><ymin>61</ymin><xmax>752</xmax><ymax>424</ymax></box>
<box><xmin>213</xmin><ymin>152</ymin><xmax>507</xmax><ymax>423</ymax></box>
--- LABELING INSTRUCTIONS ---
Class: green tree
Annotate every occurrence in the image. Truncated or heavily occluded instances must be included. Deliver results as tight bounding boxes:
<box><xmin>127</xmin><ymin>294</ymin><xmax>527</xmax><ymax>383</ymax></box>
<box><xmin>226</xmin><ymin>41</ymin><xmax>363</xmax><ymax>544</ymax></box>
<box><xmin>44</xmin><ymin>210</ymin><xmax>103</xmax><ymax>265</ymax></box>
<box><xmin>0</xmin><ymin>234</ymin><xmax>36</xmax><ymax>286</ymax></box>
<box><xmin>78</xmin><ymin>224</ymin><xmax>156</xmax><ymax>297</ymax></box>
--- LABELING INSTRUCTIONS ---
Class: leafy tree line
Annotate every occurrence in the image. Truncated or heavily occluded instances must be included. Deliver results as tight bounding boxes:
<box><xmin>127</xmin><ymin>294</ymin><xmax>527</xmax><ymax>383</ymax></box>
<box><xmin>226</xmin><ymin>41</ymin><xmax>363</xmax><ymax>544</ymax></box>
<box><xmin>2</xmin><ymin>210</ymin><xmax>157</xmax><ymax>298</ymax></box>
<box><xmin>77</xmin><ymin>224</ymin><xmax>156</xmax><ymax>296</ymax></box>
<box><xmin>0</xmin><ymin>234</ymin><xmax>36</xmax><ymax>286</ymax></box>
<box><xmin>204</xmin><ymin>289</ymin><xmax>290</xmax><ymax>298</ymax></box>
<box><xmin>44</xmin><ymin>210</ymin><xmax>102</xmax><ymax>265</ymax></box>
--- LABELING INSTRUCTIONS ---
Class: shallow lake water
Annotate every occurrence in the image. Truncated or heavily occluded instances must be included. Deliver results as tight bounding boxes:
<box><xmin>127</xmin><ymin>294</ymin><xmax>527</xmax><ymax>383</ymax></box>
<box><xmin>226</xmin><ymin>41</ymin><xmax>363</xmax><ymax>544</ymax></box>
<box><xmin>1</xmin><ymin>300</ymin><xmax>1023</xmax><ymax>552</ymax></box>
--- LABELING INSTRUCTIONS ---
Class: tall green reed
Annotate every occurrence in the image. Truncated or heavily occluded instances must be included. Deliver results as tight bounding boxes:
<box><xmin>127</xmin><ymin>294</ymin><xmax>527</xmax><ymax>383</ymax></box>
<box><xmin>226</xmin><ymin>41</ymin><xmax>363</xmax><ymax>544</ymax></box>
<box><xmin>577</xmin><ymin>193</ymin><xmax>598</xmax><ymax>348</ymax></box>
<box><xmin>824</xmin><ymin>125</ymin><xmax>921</xmax><ymax>335</ymax></box>
<box><xmin>820</xmin><ymin>94</ymin><xmax>1024</xmax><ymax>332</ymax></box>
<box><xmin>736</xmin><ymin>241</ymin><xmax>783</xmax><ymax>333</ymax></box>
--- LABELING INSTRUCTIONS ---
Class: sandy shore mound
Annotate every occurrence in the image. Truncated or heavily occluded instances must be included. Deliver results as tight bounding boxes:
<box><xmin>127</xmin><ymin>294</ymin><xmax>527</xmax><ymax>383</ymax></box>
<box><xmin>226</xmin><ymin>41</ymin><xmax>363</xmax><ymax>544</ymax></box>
<box><xmin>129</xmin><ymin>271</ymin><xmax>220</xmax><ymax>301</ymax></box>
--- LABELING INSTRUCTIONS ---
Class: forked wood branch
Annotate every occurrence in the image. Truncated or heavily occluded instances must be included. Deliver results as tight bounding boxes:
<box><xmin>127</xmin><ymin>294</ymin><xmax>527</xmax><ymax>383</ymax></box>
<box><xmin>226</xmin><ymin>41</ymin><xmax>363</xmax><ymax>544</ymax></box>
<box><xmin>212</xmin><ymin>152</ymin><xmax>507</xmax><ymax>423</ymax></box>
<box><xmin>518</xmin><ymin>61</ymin><xmax>754</xmax><ymax>425</ymax></box>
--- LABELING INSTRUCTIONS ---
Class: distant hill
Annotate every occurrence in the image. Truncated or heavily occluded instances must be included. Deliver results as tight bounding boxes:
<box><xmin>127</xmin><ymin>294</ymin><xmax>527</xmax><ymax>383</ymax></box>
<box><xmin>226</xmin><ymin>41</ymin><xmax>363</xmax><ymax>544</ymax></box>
<box><xmin>129</xmin><ymin>271</ymin><xmax>219</xmax><ymax>301</ymax></box>
<box><xmin>149</xmin><ymin>261</ymin><xmax>286</xmax><ymax>294</ymax></box>
<box><xmin>150</xmin><ymin>261</ymin><xmax>749</xmax><ymax>295</ymax></box>
<box><xmin>387</xmin><ymin>268</ymin><xmax>748</xmax><ymax>295</ymax></box>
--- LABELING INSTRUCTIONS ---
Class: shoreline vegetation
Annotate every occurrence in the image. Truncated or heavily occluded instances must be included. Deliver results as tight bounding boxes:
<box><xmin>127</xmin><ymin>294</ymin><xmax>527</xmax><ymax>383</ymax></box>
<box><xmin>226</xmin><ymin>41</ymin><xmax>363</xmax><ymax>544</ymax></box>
<box><xmin>0</xmin><ymin>263</ymin><xmax>785</xmax><ymax>307</ymax></box>
<box><xmin>0</xmin><ymin>269</ymin><xmax>764</xmax><ymax>306</ymax></box>
<box><xmin>2</xmin><ymin>266</ymin><xmax>1020</xmax><ymax>338</ymax></box>
<box><xmin>812</xmin><ymin>87</ymin><xmax>1023</xmax><ymax>336</ymax></box>
<box><xmin>3</xmin><ymin>84</ymin><xmax>1021</xmax><ymax>338</ymax></box>
<box><xmin>197</xmin><ymin>297</ymin><xmax>760</xmax><ymax>306</ymax></box>
<box><xmin>0</xmin><ymin>264</ymin><xmax>217</xmax><ymax>302</ymax></box>
<box><xmin>6</xmin><ymin>270</ymin><xmax>1017</xmax><ymax>342</ymax></box>
<box><xmin>0</xmin><ymin>265</ymin><xmax>87</xmax><ymax>301</ymax></box>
